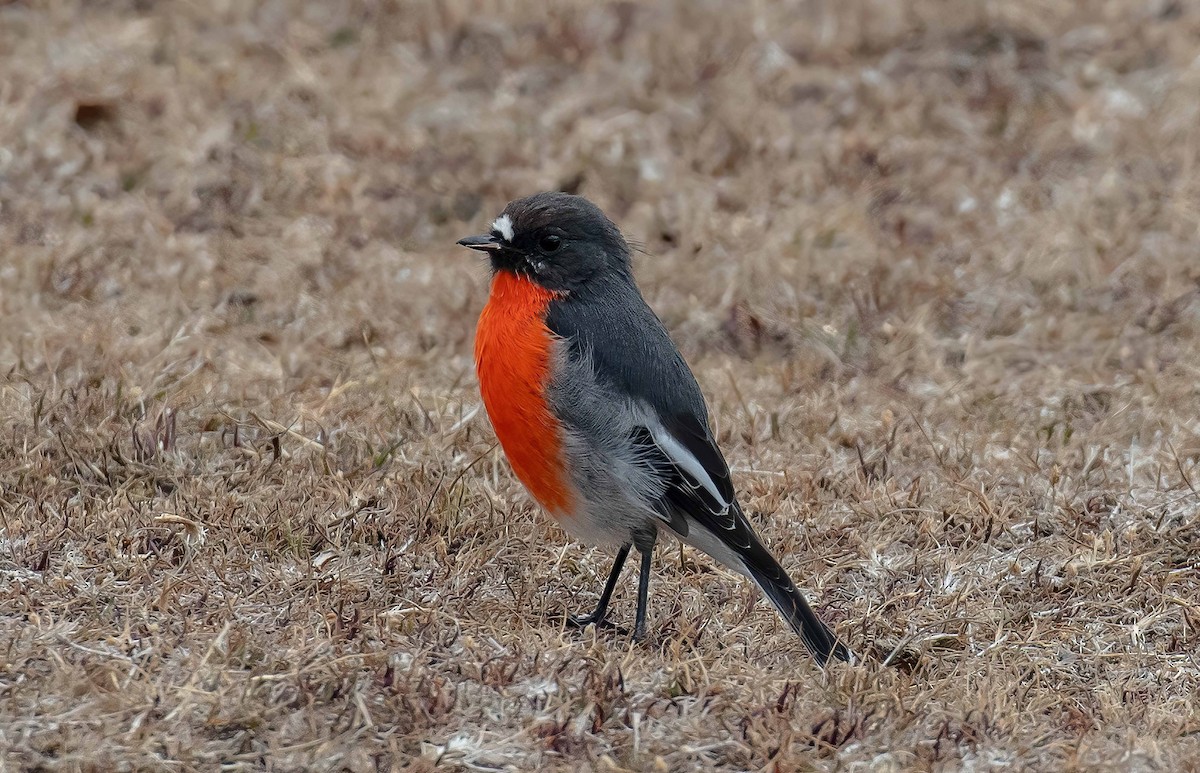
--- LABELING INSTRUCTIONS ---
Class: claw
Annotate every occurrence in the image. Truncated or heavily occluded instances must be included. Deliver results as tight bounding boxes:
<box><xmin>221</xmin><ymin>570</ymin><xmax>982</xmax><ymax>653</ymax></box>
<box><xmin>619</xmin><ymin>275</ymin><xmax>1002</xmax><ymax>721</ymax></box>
<box><xmin>567</xmin><ymin>613</ymin><xmax>626</xmax><ymax>636</ymax></box>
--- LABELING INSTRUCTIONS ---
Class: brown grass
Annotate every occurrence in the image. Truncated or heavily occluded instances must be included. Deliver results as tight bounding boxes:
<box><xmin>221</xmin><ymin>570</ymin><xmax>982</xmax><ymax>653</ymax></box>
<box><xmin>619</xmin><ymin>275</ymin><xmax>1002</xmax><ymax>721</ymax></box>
<box><xmin>3</xmin><ymin>1</ymin><xmax>1200</xmax><ymax>770</ymax></box>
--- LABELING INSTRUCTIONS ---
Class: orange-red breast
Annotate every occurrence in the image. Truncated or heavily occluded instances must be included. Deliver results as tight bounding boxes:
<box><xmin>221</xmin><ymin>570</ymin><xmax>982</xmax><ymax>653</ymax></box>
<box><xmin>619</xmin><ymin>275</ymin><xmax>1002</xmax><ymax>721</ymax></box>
<box><xmin>460</xmin><ymin>193</ymin><xmax>850</xmax><ymax>666</ymax></box>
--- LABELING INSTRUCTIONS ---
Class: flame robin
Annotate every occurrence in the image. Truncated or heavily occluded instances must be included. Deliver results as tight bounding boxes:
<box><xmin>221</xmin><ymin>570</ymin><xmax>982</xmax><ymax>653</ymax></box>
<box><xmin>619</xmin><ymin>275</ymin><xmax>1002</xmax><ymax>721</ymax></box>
<box><xmin>459</xmin><ymin>192</ymin><xmax>850</xmax><ymax>666</ymax></box>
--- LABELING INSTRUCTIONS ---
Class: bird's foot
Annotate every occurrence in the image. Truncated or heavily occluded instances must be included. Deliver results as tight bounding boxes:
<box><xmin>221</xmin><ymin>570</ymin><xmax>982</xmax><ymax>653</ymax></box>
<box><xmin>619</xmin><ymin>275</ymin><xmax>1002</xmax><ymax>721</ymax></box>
<box><xmin>566</xmin><ymin>612</ymin><xmax>626</xmax><ymax>636</ymax></box>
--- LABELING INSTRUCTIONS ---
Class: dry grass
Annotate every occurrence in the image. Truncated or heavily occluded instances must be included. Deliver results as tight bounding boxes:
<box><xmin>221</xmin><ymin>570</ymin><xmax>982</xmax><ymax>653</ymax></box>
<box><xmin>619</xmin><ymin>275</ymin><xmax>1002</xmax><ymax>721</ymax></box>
<box><xmin>2</xmin><ymin>0</ymin><xmax>1200</xmax><ymax>770</ymax></box>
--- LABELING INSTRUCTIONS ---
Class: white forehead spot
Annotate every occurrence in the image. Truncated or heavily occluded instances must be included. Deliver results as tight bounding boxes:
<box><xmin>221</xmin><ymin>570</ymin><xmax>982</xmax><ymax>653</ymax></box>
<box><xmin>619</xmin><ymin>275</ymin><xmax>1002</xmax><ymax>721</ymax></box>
<box><xmin>491</xmin><ymin>214</ymin><xmax>514</xmax><ymax>242</ymax></box>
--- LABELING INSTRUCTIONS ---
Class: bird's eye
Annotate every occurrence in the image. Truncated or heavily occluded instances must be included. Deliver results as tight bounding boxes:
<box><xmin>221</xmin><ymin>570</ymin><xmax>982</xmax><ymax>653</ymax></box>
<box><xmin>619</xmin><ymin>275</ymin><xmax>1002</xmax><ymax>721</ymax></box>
<box><xmin>539</xmin><ymin>234</ymin><xmax>561</xmax><ymax>252</ymax></box>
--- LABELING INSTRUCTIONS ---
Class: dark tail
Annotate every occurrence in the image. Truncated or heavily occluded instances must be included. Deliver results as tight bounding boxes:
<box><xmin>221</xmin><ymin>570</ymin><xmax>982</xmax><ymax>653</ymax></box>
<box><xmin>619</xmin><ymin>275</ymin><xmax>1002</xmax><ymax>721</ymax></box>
<box><xmin>744</xmin><ymin>550</ymin><xmax>852</xmax><ymax>667</ymax></box>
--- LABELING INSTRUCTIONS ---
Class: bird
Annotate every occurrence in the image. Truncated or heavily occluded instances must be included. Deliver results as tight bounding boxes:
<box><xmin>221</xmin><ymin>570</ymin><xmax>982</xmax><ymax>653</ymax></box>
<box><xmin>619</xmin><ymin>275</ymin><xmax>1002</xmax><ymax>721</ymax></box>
<box><xmin>458</xmin><ymin>192</ymin><xmax>851</xmax><ymax>666</ymax></box>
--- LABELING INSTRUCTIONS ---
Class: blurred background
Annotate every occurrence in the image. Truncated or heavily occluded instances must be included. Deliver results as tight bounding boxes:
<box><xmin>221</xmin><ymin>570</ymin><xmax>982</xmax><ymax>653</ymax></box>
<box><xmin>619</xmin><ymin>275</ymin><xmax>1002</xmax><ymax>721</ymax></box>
<box><xmin>4</xmin><ymin>0</ymin><xmax>1198</xmax><ymax>395</ymax></box>
<box><xmin>2</xmin><ymin>1</ymin><xmax>1199</xmax><ymax>770</ymax></box>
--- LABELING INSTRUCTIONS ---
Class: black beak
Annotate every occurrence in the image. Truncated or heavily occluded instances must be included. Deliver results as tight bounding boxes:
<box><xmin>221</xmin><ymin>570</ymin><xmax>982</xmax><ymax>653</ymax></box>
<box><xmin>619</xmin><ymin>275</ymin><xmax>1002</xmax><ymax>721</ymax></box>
<box><xmin>457</xmin><ymin>234</ymin><xmax>502</xmax><ymax>252</ymax></box>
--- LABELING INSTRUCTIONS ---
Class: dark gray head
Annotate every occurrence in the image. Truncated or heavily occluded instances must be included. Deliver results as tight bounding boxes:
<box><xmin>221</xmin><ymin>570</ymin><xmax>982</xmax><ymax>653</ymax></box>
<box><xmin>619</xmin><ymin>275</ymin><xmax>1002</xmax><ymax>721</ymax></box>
<box><xmin>457</xmin><ymin>192</ymin><xmax>631</xmax><ymax>292</ymax></box>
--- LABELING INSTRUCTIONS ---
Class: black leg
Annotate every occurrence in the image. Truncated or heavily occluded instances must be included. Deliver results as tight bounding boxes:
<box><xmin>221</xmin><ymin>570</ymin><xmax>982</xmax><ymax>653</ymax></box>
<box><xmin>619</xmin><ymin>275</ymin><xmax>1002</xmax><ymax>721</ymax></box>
<box><xmin>632</xmin><ymin>544</ymin><xmax>653</xmax><ymax>642</ymax></box>
<box><xmin>568</xmin><ymin>544</ymin><xmax>630</xmax><ymax>629</ymax></box>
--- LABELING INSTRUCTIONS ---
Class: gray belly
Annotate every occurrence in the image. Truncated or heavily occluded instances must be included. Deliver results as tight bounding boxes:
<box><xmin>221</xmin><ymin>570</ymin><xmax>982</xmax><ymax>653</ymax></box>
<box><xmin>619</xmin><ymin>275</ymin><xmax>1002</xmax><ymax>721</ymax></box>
<box><xmin>553</xmin><ymin>425</ymin><xmax>667</xmax><ymax>548</ymax></box>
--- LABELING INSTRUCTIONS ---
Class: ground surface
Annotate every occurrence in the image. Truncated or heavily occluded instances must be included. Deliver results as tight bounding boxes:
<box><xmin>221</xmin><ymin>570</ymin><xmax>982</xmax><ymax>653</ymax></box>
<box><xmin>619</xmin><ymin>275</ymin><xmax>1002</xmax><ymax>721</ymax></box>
<box><xmin>2</xmin><ymin>1</ymin><xmax>1200</xmax><ymax>771</ymax></box>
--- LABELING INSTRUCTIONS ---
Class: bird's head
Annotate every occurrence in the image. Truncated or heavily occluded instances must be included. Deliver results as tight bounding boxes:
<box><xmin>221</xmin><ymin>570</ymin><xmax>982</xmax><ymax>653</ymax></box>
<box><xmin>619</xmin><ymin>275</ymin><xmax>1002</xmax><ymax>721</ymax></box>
<box><xmin>457</xmin><ymin>192</ymin><xmax>631</xmax><ymax>293</ymax></box>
